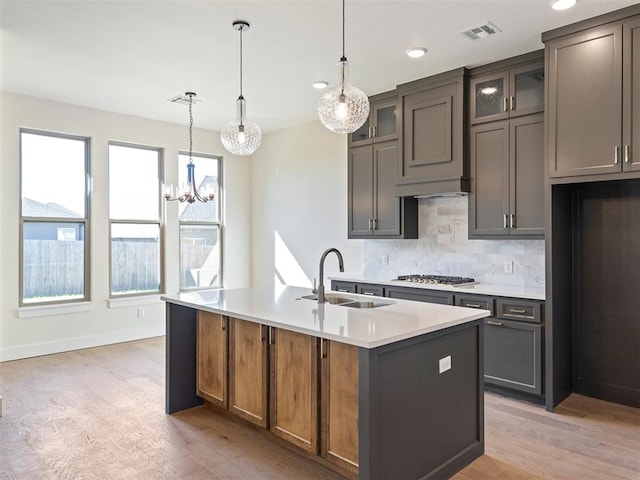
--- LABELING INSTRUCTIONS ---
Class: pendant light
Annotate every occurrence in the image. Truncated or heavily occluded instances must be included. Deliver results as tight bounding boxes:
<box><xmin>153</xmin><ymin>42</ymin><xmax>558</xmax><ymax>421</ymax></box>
<box><xmin>317</xmin><ymin>0</ymin><xmax>369</xmax><ymax>134</ymax></box>
<box><xmin>164</xmin><ymin>92</ymin><xmax>214</xmax><ymax>203</ymax></box>
<box><xmin>221</xmin><ymin>20</ymin><xmax>262</xmax><ymax>156</ymax></box>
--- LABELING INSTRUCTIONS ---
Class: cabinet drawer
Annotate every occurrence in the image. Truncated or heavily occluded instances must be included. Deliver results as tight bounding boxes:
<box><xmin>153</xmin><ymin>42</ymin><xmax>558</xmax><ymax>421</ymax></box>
<box><xmin>357</xmin><ymin>284</ymin><xmax>385</xmax><ymax>297</ymax></box>
<box><xmin>331</xmin><ymin>281</ymin><xmax>357</xmax><ymax>294</ymax></box>
<box><xmin>484</xmin><ymin>318</ymin><xmax>542</xmax><ymax>395</ymax></box>
<box><xmin>496</xmin><ymin>298</ymin><xmax>543</xmax><ymax>323</ymax></box>
<box><xmin>385</xmin><ymin>286</ymin><xmax>454</xmax><ymax>305</ymax></box>
<box><xmin>455</xmin><ymin>295</ymin><xmax>494</xmax><ymax>316</ymax></box>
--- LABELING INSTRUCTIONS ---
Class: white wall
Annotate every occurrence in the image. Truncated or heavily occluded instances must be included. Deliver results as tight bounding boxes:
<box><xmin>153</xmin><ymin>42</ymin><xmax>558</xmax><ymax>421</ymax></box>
<box><xmin>251</xmin><ymin>121</ymin><xmax>363</xmax><ymax>288</ymax></box>
<box><xmin>0</xmin><ymin>92</ymin><xmax>251</xmax><ymax>361</ymax></box>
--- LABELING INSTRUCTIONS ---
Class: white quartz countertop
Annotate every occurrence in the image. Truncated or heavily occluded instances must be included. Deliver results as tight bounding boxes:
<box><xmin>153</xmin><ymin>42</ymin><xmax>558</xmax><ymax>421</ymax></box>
<box><xmin>330</xmin><ymin>274</ymin><xmax>545</xmax><ymax>300</ymax></box>
<box><xmin>162</xmin><ymin>285</ymin><xmax>489</xmax><ymax>349</ymax></box>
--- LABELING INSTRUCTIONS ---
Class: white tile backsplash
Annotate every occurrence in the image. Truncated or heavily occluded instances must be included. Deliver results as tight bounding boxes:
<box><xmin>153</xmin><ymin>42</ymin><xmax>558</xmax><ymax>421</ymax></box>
<box><xmin>362</xmin><ymin>196</ymin><xmax>545</xmax><ymax>288</ymax></box>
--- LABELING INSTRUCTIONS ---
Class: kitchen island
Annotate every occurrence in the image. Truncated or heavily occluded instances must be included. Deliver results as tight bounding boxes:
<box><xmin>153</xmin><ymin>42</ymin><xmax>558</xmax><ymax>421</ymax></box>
<box><xmin>162</xmin><ymin>286</ymin><xmax>489</xmax><ymax>480</ymax></box>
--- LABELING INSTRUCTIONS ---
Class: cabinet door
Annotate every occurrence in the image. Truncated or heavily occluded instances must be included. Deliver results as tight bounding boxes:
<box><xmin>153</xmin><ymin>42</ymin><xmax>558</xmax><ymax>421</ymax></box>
<box><xmin>484</xmin><ymin>318</ymin><xmax>542</xmax><ymax>395</ymax></box>
<box><xmin>350</xmin><ymin>114</ymin><xmax>372</xmax><ymax>147</ymax></box>
<box><xmin>469</xmin><ymin>121</ymin><xmax>509</xmax><ymax>237</ymax></box>
<box><xmin>400</xmin><ymin>79</ymin><xmax>463</xmax><ymax>183</ymax></box>
<box><xmin>373</xmin><ymin>140</ymin><xmax>401</xmax><ymax>236</ymax></box>
<box><xmin>331</xmin><ymin>281</ymin><xmax>357</xmax><ymax>293</ymax></box>
<box><xmin>547</xmin><ymin>25</ymin><xmax>623</xmax><ymax>177</ymax></box>
<box><xmin>270</xmin><ymin>328</ymin><xmax>319</xmax><ymax>453</ymax></box>
<box><xmin>510</xmin><ymin>62</ymin><xmax>544</xmax><ymax>118</ymax></box>
<box><xmin>623</xmin><ymin>17</ymin><xmax>640</xmax><ymax>172</ymax></box>
<box><xmin>385</xmin><ymin>286</ymin><xmax>454</xmax><ymax>305</ymax></box>
<box><xmin>470</xmin><ymin>70</ymin><xmax>509</xmax><ymax>124</ymax></box>
<box><xmin>510</xmin><ymin>113</ymin><xmax>545</xmax><ymax>236</ymax></box>
<box><xmin>372</xmin><ymin>99</ymin><xmax>398</xmax><ymax>142</ymax></box>
<box><xmin>321</xmin><ymin>339</ymin><xmax>359</xmax><ymax>475</ymax></box>
<box><xmin>229</xmin><ymin>318</ymin><xmax>268</xmax><ymax>427</ymax></box>
<box><xmin>348</xmin><ymin>145</ymin><xmax>374</xmax><ymax>237</ymax></box>
<box><xmin>197</xmin><ymin>311</ymin><xmax>228</xmax><ymax>408</ymax></box>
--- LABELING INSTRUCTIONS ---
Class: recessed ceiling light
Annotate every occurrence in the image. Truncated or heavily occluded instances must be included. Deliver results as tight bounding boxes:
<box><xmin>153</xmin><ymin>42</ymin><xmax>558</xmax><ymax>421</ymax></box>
<box><xmin>313</xmin><ymin>81</ymin><xmax>329</xmax><ymax>89</ymax></box>
<box><xmin>406</xmin><ymin>47</ymin><xmax>427</xmax><ymax>58</ymax></box>
<box><xmin>551</xmin><ymin>0</ymin><xmax>577</xmax><ymax>10</ymax></box>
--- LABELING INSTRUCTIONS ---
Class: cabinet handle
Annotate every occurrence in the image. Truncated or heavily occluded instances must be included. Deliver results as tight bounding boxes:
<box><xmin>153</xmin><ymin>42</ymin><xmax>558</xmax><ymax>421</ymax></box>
<box><xmin>363</xmin><ymin>292</ymin><xmax>375</xmax><ymax>296</ymax></box>
<box><xmin>510</xmin><ymin>96</ymin><xmax>514</xmax><ymax>111</ymax></box>
<box><xmin>466</xmin><ymin>303</ymin><xmax>482</xmax><ymax>308</ymax></box>
<box><xmin>624</xmin><ymin>145</ymin><xmax>631</xmax><ymax>163</ymax></box>
<box><xmin>503</xmin><ymin>98</ymin><xmax>509</xmax><ymax>112</ymax></box>
<box><xmin>268</xmin><ymin>326</ymin><xmax>275</xmax><ymax>345</ymax></box>
<box><xmin>373</xmin><ymin>218</ymin><xmax>378</xmax><ymax>230</ymax></box>
<box><xmin>373</xmin><ymin>125</ymin><xmax>377</xmax><ymax>138</ymax></box>
<box><xmin>368</xmin><ymin>126</ymin><xmax>373</xmax><ymax>139</ymax></box>
<box><xmin>487</xmin><ymin>320</ymin><xmax>503</xmax><ymax>326</ymax></box>
<box><xmin>510</xmin><ymin>214</ymin><xmax>515</xmax><ymax>229</ymax></box>
<box><xmin>368</xmin><ymin>218</ymin><xmax>373</xmax><ymax>230</ymax></box>
<box><xmin>509</xmin><ymin>309</ymin><xmax>527</xmax><ymax>314</ymax></box>
<box><xmin>321</xmin><ymin>339</ymin><xmax>327</xmax><ymax>359</ymax></box>
<box><xmin>615</xmin><ymin>146</ymin><xmax>620</xmax><ymax>164</ymax></box>
<box><xmin>503</xmin><ymin>214</ymin><xmax>508</xmax><ymax>229</ymax></box>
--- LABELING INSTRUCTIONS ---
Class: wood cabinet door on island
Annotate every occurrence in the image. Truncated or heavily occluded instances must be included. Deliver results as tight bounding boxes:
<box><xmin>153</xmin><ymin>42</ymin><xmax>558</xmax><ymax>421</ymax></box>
<box><xmin>269</xmin><ymin>328</ymin><xmax>319</xmax><ymax>453</ymax></box>
<box><xmin>229</xmin><ymin>318</ymin><xmax>268</xmax><ymax>427</ymax></box>
<box><xmin>196</xmin><ymin>312</ymin><xmax>228</xmax><ymax>408</ymax></box>
<box><xmin>321</xmin><ymin>339</ymin><xmax>359</xmax><ymax>475</ymax></box>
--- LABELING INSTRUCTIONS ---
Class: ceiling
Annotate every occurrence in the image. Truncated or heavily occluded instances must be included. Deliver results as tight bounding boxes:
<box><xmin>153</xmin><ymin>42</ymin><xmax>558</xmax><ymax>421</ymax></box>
<box><xmin>1</xmin><ymin>0</ymin><xmax>637</xmax><ymax>133</ymax></box>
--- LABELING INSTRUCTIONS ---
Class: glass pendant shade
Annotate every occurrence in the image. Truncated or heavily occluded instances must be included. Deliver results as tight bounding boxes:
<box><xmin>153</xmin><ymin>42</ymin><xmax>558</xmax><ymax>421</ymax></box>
<box><xmin>220</xmin><ymin>96</ymin><xmax>262</xmax><ymax>156</ymax></box>
<box><xmin>318</xmin><ymin>59</ymin><xmax>370</xmax><ymax>134</ymax></box>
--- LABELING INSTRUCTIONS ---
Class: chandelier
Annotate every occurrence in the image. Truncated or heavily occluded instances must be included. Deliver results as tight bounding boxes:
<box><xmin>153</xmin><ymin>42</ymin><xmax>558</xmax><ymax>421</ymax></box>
<box><xmin>221</xmin><ymin>20</ymin><xmax>262</xmax><ymax>156</ymax></box>
<box><xmin>163</xmin><ymin>92</ymin><xmax>214</xmax><ymax>203</ymax></box>
<box><xmin>317</xmin><ymin>0</ymin><xmax>369</xmax><ymax>134</ymax></box>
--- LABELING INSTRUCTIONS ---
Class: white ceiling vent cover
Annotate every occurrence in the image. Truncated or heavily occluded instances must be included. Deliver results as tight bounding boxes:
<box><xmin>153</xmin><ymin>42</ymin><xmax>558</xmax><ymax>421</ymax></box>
<box><xmin>460</xmin><ymin>22</ymin><xmax>502</xmax><ymax>41</ymax></box>
<box><xmin>167</xmin><ymin>94</ymin><xmax>203</xmax><ymax>105</ymax></box>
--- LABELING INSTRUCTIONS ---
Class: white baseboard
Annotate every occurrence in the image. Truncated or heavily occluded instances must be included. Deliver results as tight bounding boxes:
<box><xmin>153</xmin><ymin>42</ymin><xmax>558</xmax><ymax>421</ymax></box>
<box><xmin>0</xmin><ymin>325</ymin><xmax>166</xmax><ymax>362</ymax></box>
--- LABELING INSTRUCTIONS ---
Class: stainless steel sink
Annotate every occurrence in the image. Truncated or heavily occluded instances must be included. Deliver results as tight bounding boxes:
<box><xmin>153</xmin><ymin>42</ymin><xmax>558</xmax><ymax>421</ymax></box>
<box><xmin>299</xmin><ymin>293</ymin><xmax>354</xmax><ymax>305</ymax></box>
<box><xmin>299</xmin><ymin>294</ymin><xmax>391</xmax><ymax>308</ymax></box>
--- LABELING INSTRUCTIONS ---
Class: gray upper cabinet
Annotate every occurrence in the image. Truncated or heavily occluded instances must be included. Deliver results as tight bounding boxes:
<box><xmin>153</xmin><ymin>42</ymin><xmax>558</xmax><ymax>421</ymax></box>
<box><xmin>396</xmin><ymin>68</ymin><xmax>469</xmax><ymax>197</ymax></box>
<box><xmin>470</xmin><ymin>61</ymin><xmax>544</xmax><ymax>125</ymax></box>
<box><xmin>469</xmin><ymin>114</ymin><xmax>545</xmax><ymax>238</ymax></box>
<box><xmin>469</xmin><ymin>52</ymin><xmax>545</xmax><ymax>239</ymax></box>
<box><xmin>349</xmin><ymin>92</ymin><xmax>398</xmax><ymax>148</ymax></box>
<box><xmin>348</xmin><ymin>140</ymin><xmax>417</xmax><ymax>239</ymax></box>
<box><xmin>544</xmin><ymin>8</ymin><xmax>640</xmax><ymax>179</ymax></box>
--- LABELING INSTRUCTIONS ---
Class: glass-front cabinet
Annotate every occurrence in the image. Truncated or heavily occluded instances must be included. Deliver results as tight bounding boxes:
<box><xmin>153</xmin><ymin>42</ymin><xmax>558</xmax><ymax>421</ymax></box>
<box><xmin>470</xmin><ymin>61</ymin><xmax>544</xmax><ymax>124</ymax></box>
<box><xmin>349</xmin><ymin>91</ymin><xmax>398</xmax><ymax>147</ymax></box>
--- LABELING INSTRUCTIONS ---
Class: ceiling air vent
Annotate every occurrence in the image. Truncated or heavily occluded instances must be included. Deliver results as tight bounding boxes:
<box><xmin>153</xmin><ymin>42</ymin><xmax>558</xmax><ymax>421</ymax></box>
<box><xmin>460</xmin><ymin>22</ymin><xmax>502</xmax><ymax>41</ymax></box>
<box><xmin>167</xmin><ymin>94</ymin><xmax>202</xmax><ymax>105</ymax></box>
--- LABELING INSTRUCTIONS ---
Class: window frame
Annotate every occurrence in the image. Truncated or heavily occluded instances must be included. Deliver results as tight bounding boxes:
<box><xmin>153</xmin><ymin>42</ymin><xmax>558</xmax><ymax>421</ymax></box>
<box><xmin>177</xmin><ymin>151</ymin><xmax>224</xmax><ymax>291</ymax></box>
<box><xmin>108</xmin><ymin>141</ymin><xmax>165</xmax><ymax>298</ymax></box>
<box><xmin>19</xmin><ymin>128</ymin><xmax>91</xmax><ymax>307</ymax></box>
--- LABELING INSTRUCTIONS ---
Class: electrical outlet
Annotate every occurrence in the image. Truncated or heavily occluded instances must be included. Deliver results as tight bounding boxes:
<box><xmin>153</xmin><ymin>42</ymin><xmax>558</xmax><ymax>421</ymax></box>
<box><xmin>381</xmin><ymin>254</ymin><xmax>389</xmax><ymax>265</ymax></box>
<box><xmin>137</xmin><ymin>307</ymin><xmax>145</xmax><ymax>318</ymax></box>
<box><xmin>439</xmin><ymin>355</ymin><xmax>452</xmax><ymax>374</ymax></box>
<box><xmin>503</xmin><ymin>261</ymin><xmax>513</xmax><ymax>274</ymax></box>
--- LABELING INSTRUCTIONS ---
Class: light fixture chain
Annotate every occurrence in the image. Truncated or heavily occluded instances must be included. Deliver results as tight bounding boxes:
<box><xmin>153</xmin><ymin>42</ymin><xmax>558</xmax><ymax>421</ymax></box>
<box><xmin>188</xmin><ymin>93</ymin><xmax>194</xmax><ymax>163</ymax></box>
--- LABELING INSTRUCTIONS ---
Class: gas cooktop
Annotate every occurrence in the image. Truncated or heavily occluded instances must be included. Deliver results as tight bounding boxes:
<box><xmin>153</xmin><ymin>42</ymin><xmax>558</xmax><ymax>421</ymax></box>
<box><xmin>394</xmin><ymin>274</ymin><xmax>476</xmax><ymax>286</ymax></box>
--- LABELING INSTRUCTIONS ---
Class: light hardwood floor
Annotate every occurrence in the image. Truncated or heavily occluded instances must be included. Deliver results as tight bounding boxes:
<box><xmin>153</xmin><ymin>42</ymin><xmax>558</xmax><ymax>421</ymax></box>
<box><xmin>0</xmin><ymin>337</ymin><xmax>638</xmax><ymax>479</ymax></box>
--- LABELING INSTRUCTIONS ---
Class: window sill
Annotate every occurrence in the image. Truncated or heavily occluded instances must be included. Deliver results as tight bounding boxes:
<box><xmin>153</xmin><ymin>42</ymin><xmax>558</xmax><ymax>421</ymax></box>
<box><xmin>108</xmin><ymin>295</ymin><xmax>162</xmax><ymax>309</ymax></box>
<box><xmin>18</xmin><ymin>301</ymin><xmax>93</xmax><ymax>318</ymax></box>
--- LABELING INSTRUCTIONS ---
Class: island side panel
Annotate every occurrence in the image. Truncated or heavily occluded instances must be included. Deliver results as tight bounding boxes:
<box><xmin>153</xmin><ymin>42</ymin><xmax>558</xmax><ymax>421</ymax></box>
<box><xmin>165</xmin><ymin>303</ymin><xmax>204</xmax><ymax>414</ymax></box>
<box><xmin>359</xmin><ymin>321</ymin><xmax>484</xmax><ymax>480</ymax></box>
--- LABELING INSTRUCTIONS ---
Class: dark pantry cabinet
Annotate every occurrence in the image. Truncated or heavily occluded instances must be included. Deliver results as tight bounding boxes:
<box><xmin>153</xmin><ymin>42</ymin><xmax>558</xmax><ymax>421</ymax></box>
<box><xmin>545</xmin><ymin>9</ymin><xmax>640</xmax><ymax>179</ymax></box>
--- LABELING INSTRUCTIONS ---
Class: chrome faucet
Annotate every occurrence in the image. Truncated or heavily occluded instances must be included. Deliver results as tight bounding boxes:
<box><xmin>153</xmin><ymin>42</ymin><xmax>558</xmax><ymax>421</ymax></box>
<box><xmin>316</xmin><ymin>248</ymin><xmax>344</xmax><ymax>303</ymax></box>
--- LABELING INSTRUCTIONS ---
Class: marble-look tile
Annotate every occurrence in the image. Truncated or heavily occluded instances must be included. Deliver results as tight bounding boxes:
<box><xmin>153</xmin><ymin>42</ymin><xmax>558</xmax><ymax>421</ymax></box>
<box><xmin>363</xmin><ymin>196</ymin><xmax>545</xmax><ymax>287</ymax></box>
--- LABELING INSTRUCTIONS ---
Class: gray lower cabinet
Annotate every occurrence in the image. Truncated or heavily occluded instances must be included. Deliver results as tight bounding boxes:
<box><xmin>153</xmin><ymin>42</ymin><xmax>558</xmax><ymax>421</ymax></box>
<box><xmin>348</xmin><ymin>140</ymin><xmax>418</xmax><ymax>239</ymax></box>
<box><xmin>483</xmin><ymin>319</ymin><xmax>542</xmax><ymax>395</ymax></box>
<box><xmin>469</xmin><ymin>113</ymin><xmax>544</xmax><ymax>238</ymax></box>
<box><xmin>385</xmin><ymin>285</ymin><xmax>454</xmax><ymax>305</ymax></box>
<box><xmin>331</xmin><ymin>281</ymin><xmax>357</xmax><ymax>293</ymax></box>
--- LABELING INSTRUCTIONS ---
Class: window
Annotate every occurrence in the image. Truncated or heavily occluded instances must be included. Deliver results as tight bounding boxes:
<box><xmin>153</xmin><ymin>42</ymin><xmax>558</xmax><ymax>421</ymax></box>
<box><xmin>20</xmin><ymin>130</ymin><xmax>90</xmax><ymax>305</ymax></box>
<box><xmin>109</xmin><ymin>143</ymin><xmax>162</xmax><ymax>296</ymax></box>
<box><xmin>178</xmin><ymin>153</ymin><xmax>222</xmax><ymax>290</ymax></box>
